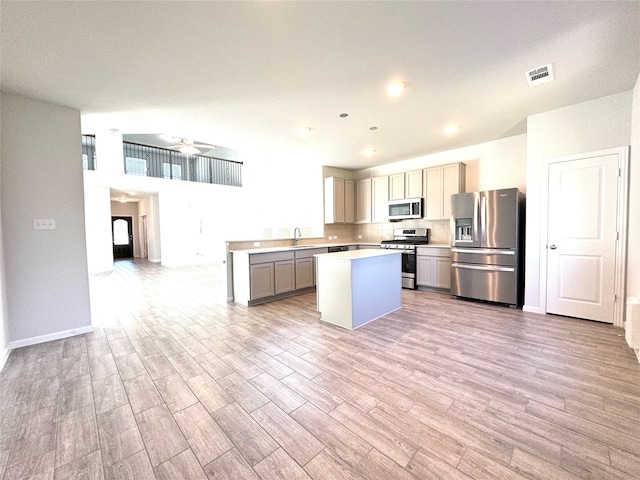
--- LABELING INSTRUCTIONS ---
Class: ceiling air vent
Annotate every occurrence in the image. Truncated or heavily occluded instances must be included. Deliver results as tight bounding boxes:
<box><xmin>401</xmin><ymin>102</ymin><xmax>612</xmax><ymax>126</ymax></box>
<box><xmin>526</xmin><ymin>64</ymin><xmax>554</xmax><ymax>87</ymax></box>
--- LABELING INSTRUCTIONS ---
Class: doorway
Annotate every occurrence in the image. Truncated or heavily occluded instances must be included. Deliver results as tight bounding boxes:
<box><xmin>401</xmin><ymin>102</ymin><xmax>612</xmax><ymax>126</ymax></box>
<box><xmin>543</xmin><ymin>147</ymin><xmax>629</xmax><ymax>325</ymax></box>
<box><xmin>112</xmin><ymin>216</ymin><xmax>134</xmax><ymax>258</ymax></box>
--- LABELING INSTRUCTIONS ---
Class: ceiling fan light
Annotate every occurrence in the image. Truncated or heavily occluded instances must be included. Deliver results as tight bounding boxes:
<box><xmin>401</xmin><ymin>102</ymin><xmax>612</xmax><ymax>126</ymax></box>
<box><xmin>179</xmin><ymin>145</ymin><xmax>200</xmax><ymax>155</ymax></box>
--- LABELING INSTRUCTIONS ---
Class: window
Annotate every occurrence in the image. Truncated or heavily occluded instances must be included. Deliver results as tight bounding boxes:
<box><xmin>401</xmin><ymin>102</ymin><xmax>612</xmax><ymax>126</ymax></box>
<box><xmin>125</xmin><ymin>156</ymin><xmax>147</xmax><ymax>176</ymax></box>
<box><xmin>163</xmin><ymin>163</ymin><xmax>182</xmax><ymax>180</ymax></box>
<box><xmin>113</xmin><ymin>219</ymin><xmax>130</xmax><ymax>245</ymax></box>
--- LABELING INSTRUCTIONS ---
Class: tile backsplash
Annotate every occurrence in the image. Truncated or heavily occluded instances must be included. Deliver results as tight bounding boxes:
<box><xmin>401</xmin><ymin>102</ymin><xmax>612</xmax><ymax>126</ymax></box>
<box><xmin>229</xmin><ymin>219</ymin><xmax>451</xmax><ymax>251</ymax></box>
<box><xmin>355</xmin><ymin>219</ymin><xmax>450</xmax><ymax>245</ymax></box>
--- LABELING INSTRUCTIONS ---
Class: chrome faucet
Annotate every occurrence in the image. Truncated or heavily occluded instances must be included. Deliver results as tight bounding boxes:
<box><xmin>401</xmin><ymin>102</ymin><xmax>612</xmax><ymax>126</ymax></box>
<box><xmin>293</xmin><ymin>227</ymin><xmax>302</xmax><ymax>246</ymax></box>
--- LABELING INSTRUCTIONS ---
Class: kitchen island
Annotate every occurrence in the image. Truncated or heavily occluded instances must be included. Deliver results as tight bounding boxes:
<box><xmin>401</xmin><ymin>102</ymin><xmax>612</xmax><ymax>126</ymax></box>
<box><xmin>315</xmin><ymin>249</ymin><xmax>402</xmax><ymax>329</ymax></box>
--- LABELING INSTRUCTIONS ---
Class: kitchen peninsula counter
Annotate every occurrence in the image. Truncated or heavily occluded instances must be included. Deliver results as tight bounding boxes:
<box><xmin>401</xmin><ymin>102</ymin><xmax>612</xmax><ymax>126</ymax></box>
<box><xmin>227</xmin><ymin>242</ymin><xmax>381</xmax><ymax>305</ymax></box>
<box><xmin>315</xmin><ymin>249</ymin><xmax>402</xmax><ymax>329</ymax></box>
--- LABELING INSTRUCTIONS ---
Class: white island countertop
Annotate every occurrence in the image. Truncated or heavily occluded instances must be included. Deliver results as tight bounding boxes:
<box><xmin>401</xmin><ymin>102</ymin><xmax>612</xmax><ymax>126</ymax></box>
<box><xmin>315</xmin><ymin>249</ymin><xmax>402</xmax><ymax>330</ymax></box>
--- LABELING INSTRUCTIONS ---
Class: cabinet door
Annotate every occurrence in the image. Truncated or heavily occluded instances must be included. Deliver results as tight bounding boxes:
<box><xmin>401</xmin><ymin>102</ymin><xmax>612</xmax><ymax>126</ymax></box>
<box><xmin>324</xmin><ymin>177</ymin><xmax>345</xmax><ymax>224</ymax></box>
<box><xmin>356</xmin><ymin>178</ymin><xmax>372</xmax><ymax>223</ymax></box>
<box><xmin>423</xmin><ymin>167</ymin><xmax>442</xmax><ymax>220</ymax></box>
<box><xmin>295</xmin><ymin>258</ymin><xmax>314</xmax><ymax>289</ymax></box>
<box><xmin>434</xmin><ymin>257</ymin><xmax>451</xmax><ymax>289</ymax></box>
<box><xmin>344</xmin><ymin>180</ymin><xmax>355</xmax><ymax>223</ymax></box>
<box><xmin>250</xmin><ymin>263</ymin><xmax>274</xmax><ymax>299</ymax></box>
<box><xmin>334</xmin><ymin>178</ymin><xmax>345</xmax><ymax>223</ymax></box>
<box><xmin>389</xmin><ymin>173</ymin><xmax>405</xmax><ymax>200</ymax></box>
<box><xmin>371</xmin><ymin>176</ymin><xmax>389</xmax><ymax>223</ymax></box>
<box><xmin>405</xmin><ymin>170</ymin><xmax>423</xmax><ymax>198</ymax></box>
<box><xmin>275</xmin><ymin>260</ymin><xmax>295</xmax><ymax>294</ymax></box>
<box><xmin>442</xmin><ymin>164</ymin><xmax>464</xmax><ymax>220</ymax></box>
<box><xmin>416</xmin><ymin>256</ymin><xmax>435</xmax><ymax>287</ymax></box>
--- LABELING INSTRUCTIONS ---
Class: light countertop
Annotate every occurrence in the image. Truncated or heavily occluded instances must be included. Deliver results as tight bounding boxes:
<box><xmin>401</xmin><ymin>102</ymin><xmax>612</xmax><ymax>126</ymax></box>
<box><xmin>315</xmin><ymin>249</ymin><xmax>401</xmax><ymax>260</ymax></box>
<box><xmin>230</xmin><ymin>242</ymin><xmax>379</xmax><ymax>254</ymax></box>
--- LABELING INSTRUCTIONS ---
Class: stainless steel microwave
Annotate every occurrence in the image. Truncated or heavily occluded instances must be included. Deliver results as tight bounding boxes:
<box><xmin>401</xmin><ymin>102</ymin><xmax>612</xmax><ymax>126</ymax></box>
<box><xmin>388</xmin><ymin>198</ymin><xmax>423</xmax><ymax>221</ymax></box>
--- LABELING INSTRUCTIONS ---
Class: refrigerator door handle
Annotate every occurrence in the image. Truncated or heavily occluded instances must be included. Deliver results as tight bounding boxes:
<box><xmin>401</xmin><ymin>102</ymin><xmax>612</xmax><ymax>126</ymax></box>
<box><xmin>451</xmin><ymin>248</ymin><xmax>515</xmax><ymax>255</ymax></box>
<box><xmin>452</xmin><ymin>263</ymin><xmax>516</xmax><ymax>273</ymax></box>
<box><xmin>473</xmin><ymin>194</ymin><xmax>480</xmax><ymax>243</ymax></box>
<box><xmin>480</xmin><ymin>194</ymin><xmax>487</xmax><ymax>243</ymax></box>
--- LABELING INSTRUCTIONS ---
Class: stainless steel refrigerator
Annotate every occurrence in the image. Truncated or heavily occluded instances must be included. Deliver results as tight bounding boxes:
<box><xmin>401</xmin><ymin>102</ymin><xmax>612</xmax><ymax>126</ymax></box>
<box><xmin>450</xmin><ymin>188</ymin><xmax>525</xmax><ymax>307</ymax></box>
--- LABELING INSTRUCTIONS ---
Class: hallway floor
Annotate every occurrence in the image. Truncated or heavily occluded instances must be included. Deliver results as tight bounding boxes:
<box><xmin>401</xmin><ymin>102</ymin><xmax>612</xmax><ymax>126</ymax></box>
<box><xmin>0</xmin><ymin>259</ymin><xmax>639</xmax><ymax>479</ymax></box>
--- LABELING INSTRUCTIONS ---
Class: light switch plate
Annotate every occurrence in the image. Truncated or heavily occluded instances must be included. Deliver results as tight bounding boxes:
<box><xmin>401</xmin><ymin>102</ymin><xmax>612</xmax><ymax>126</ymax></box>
<box><xmin>33</xmin><ymin>218</ymin><xmax>56</xmax><ymax>230</ymax></box>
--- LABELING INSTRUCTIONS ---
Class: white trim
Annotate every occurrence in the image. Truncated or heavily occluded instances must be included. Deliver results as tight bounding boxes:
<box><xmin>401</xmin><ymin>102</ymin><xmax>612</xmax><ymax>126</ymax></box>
<box><xmin>540</xmin><ymin>146</ymin><xmax>630</xmax><ymax>327</ymax></box>
<box><xmin>522</xmin><ymin>305</ymin><xmax>543</xmax><ymax>314</ymax></box>
<box><xmin>8</xmin><ymin>325</ymin><xmax>94</xmax><ymax>349</ymax></box>
<box><xmin>0</xmin><ymin>347</ymin><xmax>11</xmax><ymax>372</ymax></box>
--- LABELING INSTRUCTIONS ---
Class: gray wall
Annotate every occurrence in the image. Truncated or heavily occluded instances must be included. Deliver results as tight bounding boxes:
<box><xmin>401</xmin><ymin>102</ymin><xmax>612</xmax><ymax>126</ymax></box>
<box><xmin>629</xmin><ymin>74</ymin><xmax>640</xmax><ymax>301</ymax></box>
<box><xmin>0</xmin><ymin>135</ymin><xmax>7</xmax><ymax>367</ymax></box>
<box><xmin>0</xmin><ymin>92</ymin><xmax>92</xmax><ymax>344</ymax></box>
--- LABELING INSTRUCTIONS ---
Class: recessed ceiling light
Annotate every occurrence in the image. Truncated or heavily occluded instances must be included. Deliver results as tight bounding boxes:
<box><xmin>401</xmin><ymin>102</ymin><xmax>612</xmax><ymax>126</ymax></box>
<box><xmin>369</xmin><ymin>126</ymin><xmax>378</xmax><ymax>131</ymax></box>
<box><xmin>387</xmin><ymin>81</ymin><xmax>405</xmax><ymax>96</ymax></box>
<box><xmin>339</xmin><ymin>113</ymin><xmax>349</xmax><ymax>118</ymax></box>
<box><xmin>444</xmin><ymin>124</ymin><xmax>461</xmax><ymax>135</ymax></box>
<box><xmin>364</xmin><ymin>148</ymin><xmax>377</xmax><ymax>156</ymax></box>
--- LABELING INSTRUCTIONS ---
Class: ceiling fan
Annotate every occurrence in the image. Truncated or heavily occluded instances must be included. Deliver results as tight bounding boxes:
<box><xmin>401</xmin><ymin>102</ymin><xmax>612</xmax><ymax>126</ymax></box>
<box><xmin>167</xmin><ymin>138</ymin><xmax>216</xmax><ymax>155</ymax></box>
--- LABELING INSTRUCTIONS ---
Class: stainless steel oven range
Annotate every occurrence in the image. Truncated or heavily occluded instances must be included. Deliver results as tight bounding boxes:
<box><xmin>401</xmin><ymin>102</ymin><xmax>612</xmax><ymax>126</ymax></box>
<box><xmin>380</xmin><ymin>228</ymin><xmax>429</xmax><ymax>289</ymax></box>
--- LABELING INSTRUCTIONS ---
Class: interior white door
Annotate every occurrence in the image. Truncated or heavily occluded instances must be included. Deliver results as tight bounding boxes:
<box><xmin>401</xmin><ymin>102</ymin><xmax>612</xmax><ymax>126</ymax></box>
<box><xmin>546</xmin><ymin>153</ymin><xmax>619</xmax><ymax>323</ymax></box>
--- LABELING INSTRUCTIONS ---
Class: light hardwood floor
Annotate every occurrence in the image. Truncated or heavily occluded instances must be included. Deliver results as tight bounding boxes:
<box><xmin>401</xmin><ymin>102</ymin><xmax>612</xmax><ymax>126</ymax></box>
<box><xmin>1</xmin><ymin>259</ymin><xmax>639</xmax><ymax>479</ymax></box>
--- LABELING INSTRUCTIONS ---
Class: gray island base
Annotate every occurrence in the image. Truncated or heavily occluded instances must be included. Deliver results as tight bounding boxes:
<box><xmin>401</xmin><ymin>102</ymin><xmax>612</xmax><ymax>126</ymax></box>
<box><xmin>315</xmin><ymin>249</ymin><xmax>402</xmax><ymax>329</ymax></box>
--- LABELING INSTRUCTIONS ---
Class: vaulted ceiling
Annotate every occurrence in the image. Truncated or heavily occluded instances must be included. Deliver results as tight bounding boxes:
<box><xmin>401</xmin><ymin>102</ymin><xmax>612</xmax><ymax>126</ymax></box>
<box><xmin>2</xmin><ymin>1</ymin><xmax>639</xmax><ymax>169</ymax></box>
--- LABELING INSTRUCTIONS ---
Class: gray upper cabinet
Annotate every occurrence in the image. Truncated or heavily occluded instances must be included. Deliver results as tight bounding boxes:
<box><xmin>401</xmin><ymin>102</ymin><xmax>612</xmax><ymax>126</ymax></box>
<box><xmin>356</xmin><ymin>178</ymin><xmax>372</xmax><ymax>223</ymax></box>
<box><xmin>424</xmin><ymin>163</ymin><xmax>465</xmax><ymax>220</ymax></box>
<box><xmin>389</xmin><ymin>170</ymin><xmax>423</xmax><ymax>200</ymax></box>
<box><xmin>371</xmin><ymin>175</ymin><xmax>389</xmax><ymax>223</ymax></box>
<box><xmin>389</xmin><ymin>173</ymin><xmax>405</xmax><ymax>200</ymax></box>
<box><xmin>324</xmin><ymin>176</ymin><xmax>355</xmax><ymax>224</ymax></box>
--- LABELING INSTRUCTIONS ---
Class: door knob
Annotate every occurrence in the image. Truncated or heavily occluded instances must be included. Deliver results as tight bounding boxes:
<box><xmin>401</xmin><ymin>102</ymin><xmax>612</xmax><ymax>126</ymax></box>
<box><xmin>549</xmin><ymin>244</ymin><xmax>557</xmax><ymax>250</ymax></box>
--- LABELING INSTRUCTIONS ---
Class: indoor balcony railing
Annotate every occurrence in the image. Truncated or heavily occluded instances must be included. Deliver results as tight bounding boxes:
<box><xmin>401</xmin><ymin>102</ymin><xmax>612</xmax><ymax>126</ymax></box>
<box><xmin>122</xmin><ymin>141</ymin><xmax>242</xmax><ymax>187</ymax></box>
<box><xmin>81</xmin><ymin>134</ymin><xmax>97</xmax><ymax>170</ymax></box>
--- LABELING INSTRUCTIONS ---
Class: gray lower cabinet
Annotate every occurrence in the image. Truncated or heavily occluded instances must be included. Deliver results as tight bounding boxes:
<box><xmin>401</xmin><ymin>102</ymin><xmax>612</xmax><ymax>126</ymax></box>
<box><xmin>249</xmin><ymin>262</ymin><xmax>275</xmax><ymax>299</ymax></box>
<box><xmin>416</xmin><ymin>246</ymin><xmax>451</xmax><ymax>290</ymax></box>
<box><xmin>295</xmin><ymin>258</ymin><xmax>314</xmax><ymax>289</ymax></box>
<box><xmin>275</xmin><ymin>260</ymin><xmax>295</xmax><ymax>294</ymax></box>
<box><xmin>233</xmin><ymin>247</ymin><xmax>328</xmax><ymax>306</ymax></box>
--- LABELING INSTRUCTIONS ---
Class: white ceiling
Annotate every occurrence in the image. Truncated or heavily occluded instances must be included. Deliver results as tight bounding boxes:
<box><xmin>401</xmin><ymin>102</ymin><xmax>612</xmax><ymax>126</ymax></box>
<box><xmin>2</xmin><ymin>1</ymin><xmax>639</xmax><ymax>170</ymax></box>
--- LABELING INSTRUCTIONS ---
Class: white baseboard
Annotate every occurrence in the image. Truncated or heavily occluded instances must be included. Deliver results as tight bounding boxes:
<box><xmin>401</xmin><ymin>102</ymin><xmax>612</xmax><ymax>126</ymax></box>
<box><xmin>0</xmin><ymin>346</ymin><xmax>11</xmax><ymax>372</ymax></box>
<box><xmin>522</xmin><ymin>305</ymin><xmax>543</xmax><ymax>314</ymax></box>
<box><xmin>8</xmin><ymin>325</ymin><xmax>94</xmax><ymax>350</ymax></box>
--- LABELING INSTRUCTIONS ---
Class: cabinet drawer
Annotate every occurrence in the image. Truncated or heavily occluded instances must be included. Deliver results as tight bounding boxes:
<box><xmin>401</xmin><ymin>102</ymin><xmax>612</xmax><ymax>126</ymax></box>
<box><xmin>249</xmin><ymin>251</ymin><xmax>294</xmax><ymax>264</ymax></box>
<box><xmin>416</xmin><ymin>246</ymin><xmax>450</xmax><ymax>258</ymax></box>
